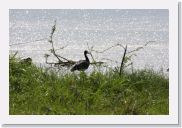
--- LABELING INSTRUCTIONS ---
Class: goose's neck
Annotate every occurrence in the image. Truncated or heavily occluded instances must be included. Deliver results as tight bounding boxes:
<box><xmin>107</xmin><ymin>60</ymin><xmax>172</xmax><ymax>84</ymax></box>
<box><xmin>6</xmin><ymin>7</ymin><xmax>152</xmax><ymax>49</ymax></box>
<box><xmin>84</xmin><ymin>53</ymin><xmax>90</xmax><ymax>63</ymax></box>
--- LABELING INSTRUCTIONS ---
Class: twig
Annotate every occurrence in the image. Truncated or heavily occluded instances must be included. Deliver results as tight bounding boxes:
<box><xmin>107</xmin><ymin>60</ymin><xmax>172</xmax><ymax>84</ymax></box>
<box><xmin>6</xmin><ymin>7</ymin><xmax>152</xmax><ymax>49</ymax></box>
<box><xmin>90</xmin><ymin>62</ymin><xmax>104</xmax><ymax>65</ymax></box>
<box><xmin>12</xmin><ymin>51</ymin><xmax>18</xmax><ymax>59</ymax></box>
<box><xmin>54</xmin><ymin>44</ymin><xmax>69</xmax><ymax>52</ymax></box>
<box><xmin>101</xmin><ymin>58</ymin><xmax>120</xmax><ymax>64</ymax></box>
<box><xmin>119</xmin><ymin>45</ymin><xmax>127</xmax><ymax>75</ymax></box>
<box><xmin>48</xmin><ymin>20</ymin><xmax>63</xmax><ymax>63</ymax></box>
<box><xmin>86</xmin><ymin>42</ymin><xmax>104</xmax><ymax>68</ymax></box>
<box><xmin>127</xmin><ymin>41</ymin><xmax>155</xmax><ymax>54</ymax></box>
<box><xmin>92</xmin><ymin>43</ymin><xmax>125</xmax><ymax>53</ymax></box>
<box><xmin>46</xmin><ymin>20</ymin><xmax>78</xmax><ymax>67</ymax></box>
<box><xmin>86</xmin><ymin>43</ymin><xmax>95</xmax><ymax>62</ymax></box>
<box><xmin>9</xmin><ymin>38</ymin><xmax>48</xmax><ymax>46</ymax></box>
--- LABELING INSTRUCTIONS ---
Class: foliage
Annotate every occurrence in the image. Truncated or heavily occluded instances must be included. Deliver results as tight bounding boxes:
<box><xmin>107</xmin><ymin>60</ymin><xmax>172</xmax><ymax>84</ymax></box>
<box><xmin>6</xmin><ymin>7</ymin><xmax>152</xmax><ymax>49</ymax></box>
<box><xmin>9</xmin><ymin>57</ymin><xmax>169</xmax><ymax>115</ymax></box>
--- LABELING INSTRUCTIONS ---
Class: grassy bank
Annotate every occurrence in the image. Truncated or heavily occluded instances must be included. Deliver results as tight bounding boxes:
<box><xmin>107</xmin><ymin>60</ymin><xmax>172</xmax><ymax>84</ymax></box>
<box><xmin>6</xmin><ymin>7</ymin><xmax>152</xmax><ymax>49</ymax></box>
<box><xmin>9</xmin><ymin>57</ymin><xmax>169</xmax><ymax>115</ymax></box>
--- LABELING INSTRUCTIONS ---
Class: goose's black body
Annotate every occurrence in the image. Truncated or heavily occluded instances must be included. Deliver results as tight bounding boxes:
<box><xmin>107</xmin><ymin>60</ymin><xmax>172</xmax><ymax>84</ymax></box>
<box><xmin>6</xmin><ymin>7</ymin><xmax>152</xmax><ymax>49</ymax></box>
<box><xmin>71</xmin><ymin>50</ymin><xmax>90</xmax><ymax>72</ymax></box>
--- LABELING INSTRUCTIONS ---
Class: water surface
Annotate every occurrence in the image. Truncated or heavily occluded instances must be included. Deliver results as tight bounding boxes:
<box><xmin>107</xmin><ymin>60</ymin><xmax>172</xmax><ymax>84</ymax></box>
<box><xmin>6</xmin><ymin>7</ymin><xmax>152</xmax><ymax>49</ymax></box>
<box><xmin>9</xmin><ymin>9</ymin><xmax>169</xmax><ymax>73</ymax></box>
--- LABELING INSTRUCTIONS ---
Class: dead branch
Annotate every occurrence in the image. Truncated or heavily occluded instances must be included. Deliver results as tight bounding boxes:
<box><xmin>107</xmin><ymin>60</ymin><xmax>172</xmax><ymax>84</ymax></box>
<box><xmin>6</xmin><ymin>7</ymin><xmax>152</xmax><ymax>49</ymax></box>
<box><xmin>45</xmin><ymin>20</ymin><xmax>104</xmax><ymax>68</ymax></box>
<box><xmin>86</xmin><ymin>42</ymin><xmax>105</xmax><ymax>66</ymax></box>
<box><xmin>48</xmin><ymin>20</ymin><xmax>63</xmax><ymax>63</ymax></box>
<box><xmin>9</xmin><ymin>38</ymin><xmax>48</xmax><ymax>46</ymax></box>
<box><xmin>45</xmin><ymin>20</ymin><xmax>76</xmax><ymax>67</ymax></box>
<box><xmin>90</xmin><ymin>62</ymin><xmax>104</xmax><ymax>65</ymax></box>
<box><xmin>91</xmin><ymin>43</ymin><xmax>125</xmax><ymax>53</ymax></box>
<box><xmin>119</xmin><ymin>45</ymin><xmax>127</xmax><ymax>75</ymax></box>
<box><xmin>101</xmin><ymin>58</ymin><xmax>120</xmax><ymax>64</ymax></box>
<box><xmin>44</xmin><ymin>20</ymin><xmax>152</xmax><ymax>73</ymax></box>
<box><xmin>11</xmin><ymin>51</ymin><xmax>18</xmax><ymax>59</ymax></box>
<box><xmin>127</xmin><ymin>41</ymin><xmax>155</xmax><ymax>54</ymax></box>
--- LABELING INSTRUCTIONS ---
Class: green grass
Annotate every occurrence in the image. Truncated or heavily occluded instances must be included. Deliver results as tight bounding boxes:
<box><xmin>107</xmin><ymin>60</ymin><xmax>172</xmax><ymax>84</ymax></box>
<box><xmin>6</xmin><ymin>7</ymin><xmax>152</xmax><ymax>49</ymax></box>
<box><xmin>9</xmin><ymin>57</ymin><xmax>169</xmax><ymax>115</ymax></box>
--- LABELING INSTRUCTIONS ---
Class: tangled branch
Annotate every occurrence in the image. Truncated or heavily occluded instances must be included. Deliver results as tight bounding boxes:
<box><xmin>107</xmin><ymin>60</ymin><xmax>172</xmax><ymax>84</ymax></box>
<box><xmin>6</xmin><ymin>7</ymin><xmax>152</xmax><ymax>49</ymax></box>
<box><xmin>44</xmin><ymin>20</ymin><xmax>153</xmax><ymax>74</ymax></box>
<box><xmin>45</xmin><ymin>20</ymin><xmax>104</xmax><ymax>68</ymax></box>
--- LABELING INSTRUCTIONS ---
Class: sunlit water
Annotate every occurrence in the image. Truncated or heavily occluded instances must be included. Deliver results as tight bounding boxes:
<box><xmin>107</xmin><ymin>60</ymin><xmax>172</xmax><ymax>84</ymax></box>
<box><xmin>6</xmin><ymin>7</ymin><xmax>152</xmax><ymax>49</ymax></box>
<box><xmin>9</xmin><ymin>9</ymin><xmax>169</xmax><ymax>74</ymax></box>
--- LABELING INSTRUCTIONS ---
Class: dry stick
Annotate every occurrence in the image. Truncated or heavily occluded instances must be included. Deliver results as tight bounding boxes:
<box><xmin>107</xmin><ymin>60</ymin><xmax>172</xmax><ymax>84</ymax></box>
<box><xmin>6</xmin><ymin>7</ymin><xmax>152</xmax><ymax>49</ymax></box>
<box><xmin>56</xmin><ymin>54</ymin><xmax>74</xmax><ymax>63</ymax></box>
<box><xmin>12</xmin><ymin>51</ymin><xmax>18</xmax><ymax>59</ymax></box>
<box><xmin>9</xmin><ymin>38</ymin><xmax>48</xmax><ymax>46</ymax></box>
<box><xmin>46</xmin><ymin>22</ymin><xmax>72</xmax><ymax>66</ymax></box>
<box><xmin>47</xmin><ymin>21</ymin><xmax>76</xmax><ymax>66</ymax></box>
<box><xmin>47</xmin><ymin>21</ymin><xmax>127</xmax><ymax>68</ymax></box>
<box><xmin>90</xmin><ymin>41</ymin><xmax>152</xmax><ymax>67</ymax></box>
<box><xmin>117</xmin><ymin>41</ymin><xmax>154</xmax><ymax>73</ymax></box>
<box><xmin>92</xmin><ymin>43</ymin><xmax>125</xmax><ymax>53</ymax></box>
<box><xmin>119</xmin><ymin>45</ymin><xmax>127</xmax><ymax>75</ymax></box>
<box><xmin>86</xmin><ymin>43</ymin><xmax>100</xmax><ymax>71</ymax></box>
<box><xmin>89</xmin><ymin>53</ymin><xmax>103</xmax><ymax>65</ymax></box>
<box><xmin>127</xmin><ymin>41</ymin><xmax>155</xmax><ymax>54</ymax></box>
<box><xmin>54</xmin><ymin>44</ymin><xmax>69</xmax><ymax>52</ymax></box>
<box><xmin>49</xmin><ymin>20</ymin><xmax>63</xmax><ymax>63</ymax></box>
<box><xmin>101</xmin><ymin>58</ymin><xmax>120</xmax><ymax>64</ymax></box>
<box><xmin>47</xmin><ymin>21</ymin><xmax>129</xmax><ymax>68</ymax></box>
<box><xmin>86</xmin><ymin>42</ymin><xmax>104</xmax><ymax>65</ymax></box>
<box><xmin>86</xmin><ymin>43</ymin><xmax>95</xmax><ymax>62</ymax></box>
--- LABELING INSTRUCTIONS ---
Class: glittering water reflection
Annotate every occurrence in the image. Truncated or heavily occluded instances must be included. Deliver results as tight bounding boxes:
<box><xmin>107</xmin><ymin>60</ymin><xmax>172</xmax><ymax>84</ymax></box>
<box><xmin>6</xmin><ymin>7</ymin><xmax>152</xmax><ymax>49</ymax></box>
<box><xmin>9</xmin><ymin>9</ymin><xmax>169</xmax><ymax>74</ymax></box>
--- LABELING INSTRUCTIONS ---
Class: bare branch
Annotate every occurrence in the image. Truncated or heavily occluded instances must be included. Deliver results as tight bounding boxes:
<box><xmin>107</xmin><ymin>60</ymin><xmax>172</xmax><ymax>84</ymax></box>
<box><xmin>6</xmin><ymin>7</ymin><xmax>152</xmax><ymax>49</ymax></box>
<box><xmin>44</xmin><ymin>21</ymin><xmax>151</xmax><ymax>72</ymax></box>
<box><xmin>45</xmin><ymin>21</ymin><xmax>105</xmax><ymax>69</ymax></box>
<box><xmin>101</xmin><ymin>58</ymin><xmax>120</xmax><ymax>64</ymax></box>
<box><xmin>92</xmin><ymin>43</ymin><xmax>125</xmax><ymax>53</ymax></box>
<box><xmin>54</xmin><ymin>44</ymin><xmax>69</xmax><ymax>52</ymax></box>
<box><xmin>127</xmin><ymin>41</ymin><xmax>155</xmax><ymax>54</ymax></box>
<box><xmin>119</xmin><ymin>45</ymin><xmax>127</xmax><ymax>75</ymax></box>
<box><xmin>11</xmin><ymin>51</ymin><xmax>18</xmax><ymax>59</ymax></box>
<box><xmin>9</xmin><ymin>38</ymin><xmax>48</xmax><ymax>46</ymax></box>
<box><xmin>90</xmin><ymin>61</ymin><xmax>104</xmax><ymax>65</ymax></box>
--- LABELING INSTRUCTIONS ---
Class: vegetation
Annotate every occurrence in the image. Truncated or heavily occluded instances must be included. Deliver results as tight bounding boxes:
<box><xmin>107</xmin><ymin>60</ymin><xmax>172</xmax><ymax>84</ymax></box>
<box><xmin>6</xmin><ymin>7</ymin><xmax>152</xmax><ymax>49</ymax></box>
<box><xmin>9</xmin><ymin>20</ymin><xmax>168</xmax><ymax>115</ymax></box>
<box><xmin>9</xmin><ymin>56</ymin><xmax>169</xmax><ymax>115</ymax></box>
